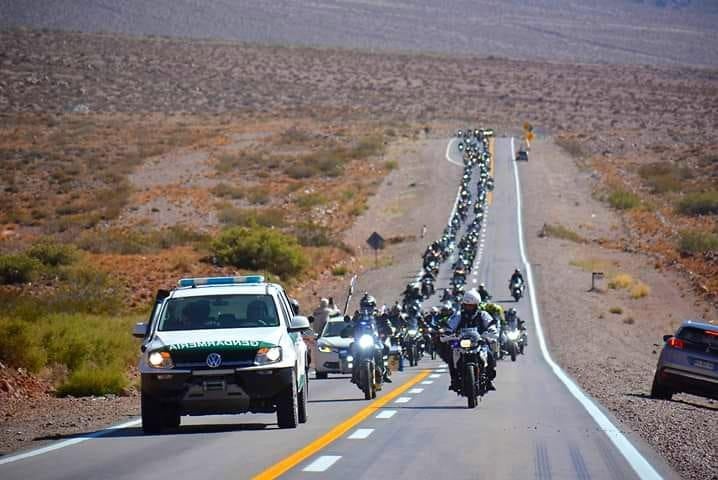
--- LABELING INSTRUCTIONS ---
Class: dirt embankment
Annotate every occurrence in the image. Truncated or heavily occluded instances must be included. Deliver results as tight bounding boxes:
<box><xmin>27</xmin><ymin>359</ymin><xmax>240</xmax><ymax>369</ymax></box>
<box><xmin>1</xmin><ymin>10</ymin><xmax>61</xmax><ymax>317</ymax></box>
<box><xmin>521</xmin><ymin>138</ymin><xmax>717</xmax><ymax>480</ymax></box>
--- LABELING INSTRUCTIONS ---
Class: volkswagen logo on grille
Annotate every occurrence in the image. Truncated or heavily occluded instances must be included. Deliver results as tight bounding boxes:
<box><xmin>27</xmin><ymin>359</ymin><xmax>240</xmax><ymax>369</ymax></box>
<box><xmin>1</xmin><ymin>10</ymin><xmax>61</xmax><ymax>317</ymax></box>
<box><xmin>206</xmin><ymin>352</ymin><xmax>222</xmax><ymax>368</ymax></box>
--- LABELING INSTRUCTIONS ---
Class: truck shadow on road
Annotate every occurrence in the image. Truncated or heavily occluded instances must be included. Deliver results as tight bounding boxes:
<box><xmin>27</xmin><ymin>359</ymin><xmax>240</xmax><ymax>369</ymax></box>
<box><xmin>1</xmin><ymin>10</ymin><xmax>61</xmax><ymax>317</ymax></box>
<box><xmin>33</xmin><ymin>422</ymin><xmax>272</xmax><ymax>442</ymax></box>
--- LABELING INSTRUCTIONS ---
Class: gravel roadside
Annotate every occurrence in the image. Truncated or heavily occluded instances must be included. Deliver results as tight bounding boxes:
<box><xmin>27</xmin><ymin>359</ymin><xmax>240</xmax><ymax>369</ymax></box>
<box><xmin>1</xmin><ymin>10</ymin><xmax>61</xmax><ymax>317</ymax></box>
<box><xmin>520</xmin><ymin>138</ymin><xmax>718</xmax><ymax>480</ymax></box>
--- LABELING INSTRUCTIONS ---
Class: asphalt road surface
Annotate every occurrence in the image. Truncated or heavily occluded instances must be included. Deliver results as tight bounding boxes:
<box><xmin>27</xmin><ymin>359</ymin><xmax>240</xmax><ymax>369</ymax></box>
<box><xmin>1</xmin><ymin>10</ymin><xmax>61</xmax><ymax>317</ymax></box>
<box><xmin>0</xmin><ymin>137</ymin><xmax>677</xmax><ymax>480</ymax></box>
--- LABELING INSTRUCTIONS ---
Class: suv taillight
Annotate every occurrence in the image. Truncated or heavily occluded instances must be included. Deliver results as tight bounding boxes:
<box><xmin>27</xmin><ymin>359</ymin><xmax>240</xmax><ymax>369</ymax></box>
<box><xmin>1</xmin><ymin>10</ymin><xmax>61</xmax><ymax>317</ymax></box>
<box><xmin>667</xmin><ymin>337</ymin><xmax>684</xmax><ymax>349</ymax></box>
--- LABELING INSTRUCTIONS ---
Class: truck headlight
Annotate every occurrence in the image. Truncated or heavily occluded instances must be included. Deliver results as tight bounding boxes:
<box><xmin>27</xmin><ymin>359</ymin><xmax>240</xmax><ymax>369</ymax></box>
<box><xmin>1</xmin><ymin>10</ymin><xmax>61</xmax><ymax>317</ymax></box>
<box><xmin>255</xmin><ymin>346</ymin><xmax>282</xmax><ymax>365</ymax></box>
<box><xmin>318</xmin><ymin>344</ymin><xmax>333</xmax><ymax>353</ymax></box>
<box><xmin>358</xmin><ymin>334</ymin><xmax>374</xmax><ymax>349</ymax></box>
<box><xmin>148</xmin><ymin>351</ymin><xmax>174</xmax><ymax>369</ymax></box>
<box><xmin>459</xmin><ymin>339</ymin><xmax>473</xmax><ymax>349</ymax></box>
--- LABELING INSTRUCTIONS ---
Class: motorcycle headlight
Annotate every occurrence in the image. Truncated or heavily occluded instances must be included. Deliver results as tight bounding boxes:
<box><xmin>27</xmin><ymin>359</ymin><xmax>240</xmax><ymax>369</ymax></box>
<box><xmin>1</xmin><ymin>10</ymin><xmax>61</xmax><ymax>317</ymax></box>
<box><xmin>358</xmin><ymin>334</ymin><xmax>374</xmax><ymax>349</ymax></box>
<box><xmin>148</xmin><ymin>351</ymin><xmax>174</xmax><ymax>369</ymax></box>
<box><xmin>318</xmin><ymin>344</ymin><xmax>333</xmax><ymax>353</ymax></box>
<box><xmin>459</xmin><ymin>339</ymin><xmax>473</xmax><ymax>349</ymax></box>
<box><xmin>254</xmin><ymin>346</ymin><xmax>282</xmax><ymax>365</ymax></box>
<box><xmin>407</xmin><ymin>329</ymin><xmax>417</xmax><ymax>336</ymax></box>
<box><xmin>507</xmin><ymin>331</ymin><xmax>519</xmax><ymax>340</ymax></box>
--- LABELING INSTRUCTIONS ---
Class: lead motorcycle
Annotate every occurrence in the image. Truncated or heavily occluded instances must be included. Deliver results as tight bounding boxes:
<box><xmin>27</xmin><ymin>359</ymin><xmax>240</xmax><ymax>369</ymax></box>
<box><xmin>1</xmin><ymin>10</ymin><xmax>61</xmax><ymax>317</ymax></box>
<box><xmin>443</xmin><ymin>328</ymin><xmax>491</xmax><ymax>408</ymax></box>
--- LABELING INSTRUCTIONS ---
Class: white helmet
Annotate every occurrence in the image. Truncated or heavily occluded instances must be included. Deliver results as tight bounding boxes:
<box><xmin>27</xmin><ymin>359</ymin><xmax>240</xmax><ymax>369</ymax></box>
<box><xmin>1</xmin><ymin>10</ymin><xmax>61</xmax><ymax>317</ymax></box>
<box><xmin>461</xmin><ymin>289</ymin><xmax>481</xmax><ymax>306</ymax></box>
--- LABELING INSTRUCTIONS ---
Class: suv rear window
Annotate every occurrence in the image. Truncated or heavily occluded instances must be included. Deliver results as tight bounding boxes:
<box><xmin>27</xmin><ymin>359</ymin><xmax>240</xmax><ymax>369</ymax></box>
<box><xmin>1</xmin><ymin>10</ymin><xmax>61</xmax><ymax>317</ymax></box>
<box><xmin>158</xmin><ymin>294</ymin><xmax>280</xmax><ymax>331</ymax></box>
<box><xmin>677</xmin><ymin>327</ymin><xmax>718</xmax><ymax>350</ymax></box>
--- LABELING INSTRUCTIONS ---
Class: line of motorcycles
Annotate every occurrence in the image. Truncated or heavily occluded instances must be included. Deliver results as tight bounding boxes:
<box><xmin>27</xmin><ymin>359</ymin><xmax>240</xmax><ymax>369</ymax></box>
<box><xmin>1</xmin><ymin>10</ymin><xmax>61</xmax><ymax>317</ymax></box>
<box><xmin>346</xmin><ymin>128</ymin><xmax>528</xmax><ymax>407</ymax></box>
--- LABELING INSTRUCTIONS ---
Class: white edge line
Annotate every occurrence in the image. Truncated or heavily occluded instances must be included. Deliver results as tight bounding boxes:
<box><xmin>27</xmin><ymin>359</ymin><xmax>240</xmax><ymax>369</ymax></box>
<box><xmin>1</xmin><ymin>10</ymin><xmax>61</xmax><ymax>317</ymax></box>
<box><xmin>303</xmin><ymin>455</ymin><xmax>342</xmax><ymax>472</ymax></box>
<box><xmin>0</xmin><ymin>419</ymin><xmax>141</xmax><ymax>466</ymax></box>
<box><xmin>394</xmin><ymin>397</ymin><xmax>412</xmax><ymax>403</ymax></box>
<box><xmin>509</xmin><ymin>136</ymin><xmax>662</xmax><ymax>480</ymax></box>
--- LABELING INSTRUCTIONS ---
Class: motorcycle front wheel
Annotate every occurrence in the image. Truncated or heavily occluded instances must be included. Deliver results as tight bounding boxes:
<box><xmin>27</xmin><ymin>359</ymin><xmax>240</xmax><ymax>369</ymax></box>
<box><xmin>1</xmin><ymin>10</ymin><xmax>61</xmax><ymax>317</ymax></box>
<box><xmin>464</xmin><ymin>365</ymin><xmax>477</xmax><ymax>409</ymax></box>
<box><xmin>361</xmin><ymin>362</ymin><xmax>374</xmax><ymax>400</ymax></box>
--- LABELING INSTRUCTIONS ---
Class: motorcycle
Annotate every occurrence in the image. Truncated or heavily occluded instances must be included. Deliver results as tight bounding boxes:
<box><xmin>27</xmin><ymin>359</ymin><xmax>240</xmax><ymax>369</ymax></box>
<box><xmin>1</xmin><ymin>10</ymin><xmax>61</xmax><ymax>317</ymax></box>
<box><xmin>402</xmin><ymin>320</ymin><xmax>422</xmax><ymax>367</ymax></box>
<box><xmin>349</xmin><ymin>320</ymin><xmax>383</xmax><ymax>400</ymax></box>
<box><xmin>510</xmin><ymin>281</ymin><xmax>524</xmax><ymax>302</ymax></box>
<box><xmin>453</xmin><ymin>328</ymin><xmax>491</xmax><ymax>408</ymax></box>
<box><xmin>421</xmin><ymin>277</ymin><xmax>435</xmax><ymax>299</ymax></box>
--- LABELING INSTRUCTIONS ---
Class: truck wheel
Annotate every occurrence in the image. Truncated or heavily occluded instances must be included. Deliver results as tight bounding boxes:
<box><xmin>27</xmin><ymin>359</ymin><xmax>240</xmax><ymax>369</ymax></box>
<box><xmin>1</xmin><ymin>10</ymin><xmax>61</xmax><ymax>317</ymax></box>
<box><xmin>298</xmin><ymin>378</ymin><xmax>308</xmax><ymax>424</ymax></box>
<box><xmin>141</xmin><ymin>395</ymin><xmax>165</xmax><ymax>434</ymax></box>
<box><xmin>277</xmin><ymin>371</ymin><xmax>299</xmax><ymax>428</ymax></box>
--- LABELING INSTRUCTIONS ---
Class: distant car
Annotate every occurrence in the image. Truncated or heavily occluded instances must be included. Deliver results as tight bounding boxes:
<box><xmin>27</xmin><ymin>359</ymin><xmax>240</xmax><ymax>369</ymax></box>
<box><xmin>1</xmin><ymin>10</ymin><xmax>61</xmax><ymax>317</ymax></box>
<box><xmin>313</xmin><ymin>317</ymin><xmax>353</xmax><ymax>379</ymax></box>
<box><xmin>651</xmin><ymin>320</ymin><xmax>718</xmax><ymax>401</ymax></box>
<box><xmin>516</xmin><ymin>150</ymin><xmax>529</xmax><ymax>161</ymax></box>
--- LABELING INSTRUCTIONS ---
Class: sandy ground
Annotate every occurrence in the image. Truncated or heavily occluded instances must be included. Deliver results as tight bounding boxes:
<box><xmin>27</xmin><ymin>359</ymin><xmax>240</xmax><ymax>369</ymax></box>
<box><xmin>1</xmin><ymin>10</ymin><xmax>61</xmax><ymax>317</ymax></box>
<box><xmin>520</xmin><ymin>137</ymin><xmax>718</xmax><ymax>480</ymax></box>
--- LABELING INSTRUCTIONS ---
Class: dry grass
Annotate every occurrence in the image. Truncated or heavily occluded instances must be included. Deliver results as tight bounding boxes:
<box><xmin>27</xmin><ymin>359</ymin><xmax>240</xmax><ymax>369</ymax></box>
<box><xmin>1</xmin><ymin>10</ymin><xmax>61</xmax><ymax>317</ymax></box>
<box><xmin>540</xmin><ymin>223</ymin><xmax>585</xmax><ymax>243</ymax></box>
<box><xmin>630</xmin><ymin>282</ymin><xmax>651</xmax><ymax>299</ymax></box>
<box><xmin>609</xmin><ymin>306</ymin><xmax>623</xmax><ymax>315</ymax></box>
<box><xmin>608</xmin><ymin>273</ymin><xmax>634</xmax><ymax>290</ymax></box>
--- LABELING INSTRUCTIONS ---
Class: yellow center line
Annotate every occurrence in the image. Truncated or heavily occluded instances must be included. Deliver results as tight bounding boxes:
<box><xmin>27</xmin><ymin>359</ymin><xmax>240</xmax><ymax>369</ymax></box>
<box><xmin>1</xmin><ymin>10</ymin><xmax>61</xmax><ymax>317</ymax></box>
<box><xmin>488</xmin><ymin>137</ymin><xmax>495</xmax><ymax>205</ymax></box>
<box><xmin>252</xmin><ymin>369</ymin><xmax>431</xmax><ymax>480</ymax></box>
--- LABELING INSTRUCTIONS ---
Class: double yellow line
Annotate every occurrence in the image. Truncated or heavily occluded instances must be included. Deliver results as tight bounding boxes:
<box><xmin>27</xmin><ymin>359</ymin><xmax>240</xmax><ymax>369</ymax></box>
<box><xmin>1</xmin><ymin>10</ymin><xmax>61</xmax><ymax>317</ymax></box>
<box><xmin>252</xmin><ymin>369</ymin><xmax>431</xmax><ymax>479</ymax></box>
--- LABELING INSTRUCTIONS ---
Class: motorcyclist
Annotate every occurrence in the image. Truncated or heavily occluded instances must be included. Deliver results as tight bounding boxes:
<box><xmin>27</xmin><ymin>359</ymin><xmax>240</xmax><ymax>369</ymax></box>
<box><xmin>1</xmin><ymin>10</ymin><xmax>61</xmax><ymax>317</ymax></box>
<box><xmin>505</xmin><ymin>307</ymin><xmax>526</xmax><ymax>331</ymax></box>
<box><xmin>509</xmin><ymin>268</ymin><xmax>525</xmax><ymax>291</ymax></box>
<box><xmin>346</xmin><ymin>293</ymin><xmax>392</xmax><ymax>383</ymax></box>
<box><xmin>477</xmin><ymin>283</ymin><xmax>492</xmax><ymax>302</ymax></box>
<box><xmin>447</xmin><ymin>289</ymin><xmax>497</xmax><ymax>392</ymax></box>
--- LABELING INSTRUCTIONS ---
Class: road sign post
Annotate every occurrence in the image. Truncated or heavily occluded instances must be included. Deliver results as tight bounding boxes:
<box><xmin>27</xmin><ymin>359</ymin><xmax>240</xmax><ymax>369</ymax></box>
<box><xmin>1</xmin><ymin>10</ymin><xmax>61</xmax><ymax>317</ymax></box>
<box><xmin>366</xmin><ymin>232</ymin><xmax>385</xmax><ymax>268</ymax></box>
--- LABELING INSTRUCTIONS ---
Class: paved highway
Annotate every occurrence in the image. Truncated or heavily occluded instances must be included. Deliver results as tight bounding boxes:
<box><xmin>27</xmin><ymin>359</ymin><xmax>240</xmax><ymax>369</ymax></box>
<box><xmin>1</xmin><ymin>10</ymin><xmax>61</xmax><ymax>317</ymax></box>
<box><xmin>0</xmin><ymin>137</ymin><xmax>677</xmax><ymax>480</ymax></box>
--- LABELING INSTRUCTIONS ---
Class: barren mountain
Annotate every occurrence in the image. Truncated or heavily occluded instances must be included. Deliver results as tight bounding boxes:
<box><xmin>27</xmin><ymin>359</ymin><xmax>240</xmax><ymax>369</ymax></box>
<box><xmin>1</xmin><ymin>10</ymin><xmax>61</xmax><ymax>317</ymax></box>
<box><xmin>1</xmin><ymin>0</ymin><xmax>717</xmax><ymax>67</ymax></box>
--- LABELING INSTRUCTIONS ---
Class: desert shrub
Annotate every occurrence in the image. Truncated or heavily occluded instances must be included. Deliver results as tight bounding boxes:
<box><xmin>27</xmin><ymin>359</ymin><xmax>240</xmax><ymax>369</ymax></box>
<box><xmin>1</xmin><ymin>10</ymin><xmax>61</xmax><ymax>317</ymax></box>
<box><xmin>540</xmin><ymin>223</ymin><xmax>584</xmax><ymax>243</ymax></box>
<box><xmin>56</xmin><ymin>366</ymin><xmax>128</xmax><ymax>397</ymax></box>
<box><xmin>609</xmin><ymin>306</ymin><xmax>623</xmax><ymax>315</ymax></box>
<box><xmin>293</xmin><ymin>222</ymin><xmax>334</xmax><ymax>247</ymax></box>
<box><xmin>676</xmin><ymin>191</ymin><xmax>718</xmax><ymax>216</ymax></box>
<box><xmin>295</xmin><ymin>192</ymin><xmax>328</xmax><ymax>210</ymax></box>
<box><xmin>216</xmin><ymin>151</ymin><xmax>264</xmax><ymax>173</ymax></box>
<box><xmin>384</xmin><ymin>160</ymin><xmax>398</xmax><ymax>171</ymax></box>
<box><xmin>211</xmin><ymin>226</ymin><xmax>307</xmax><ymax>278</ymax></box>
<box><xmin>623</xmin><ymin>317</ymin><xmax>635</xmax><ymax>325</ymax></box>
<box><xmin>555</xmin><ymin>137</ymin><xmax>586</xmax><ymax>158</ymax></box>
<box><xmin>678</xmin><ymin>230</ymin><xmax>718</xmax><ymax>254</ymax></box>
<box><xmin>608</xmin><ymin>273</ymin><xmax>633</xmax><ymax>290</ymax></box>
<box><xmin>608</xmin><ymin>189</ymin><xmax>641</xmax><ymax>210</ymax></box>
<box><xmin>27</xmin><ymin>239</ymin><xmax>79</xmax><ymax>267</ymax></box>
<box><xmin>637</xmin><ymin>163</ymin><xmax>686</xmax><ymax>193</ymax></box>
<box><xmin>217</xmin><ymin>206</ymin><xmax>286</xmax><ymax>228</ymax></box>
<box><xmin>76</xmin><ymin>226</ymin><xmax>206</xmax><ymax>254</ymax></box>
<box><xmin>332</xmin><ymin>265</ymin><xmax>348</xmax><ymax>276</ymax></box>
<box><xmin>0</xmin><ymin>254</ymin><xmax>41</xmax><ymax>284</ymax></box>
<box><xmin>0</xmin><ymin>319</ymin><xmax>46</xmax><ymax>372</ymax></box>
<box><xmin>211</xmin><ymin>183</ymin><xmax>245</xmax><ymax>199</ymax></box>
<box><xmin>630</xmin><ymin>282</ymin><xmax>651</xmax><ymax>299</ymax></box>
<box><xmin>246</xmin><ymin>185</ymin><xmax>271</xmax><ymax>205</ymax></box>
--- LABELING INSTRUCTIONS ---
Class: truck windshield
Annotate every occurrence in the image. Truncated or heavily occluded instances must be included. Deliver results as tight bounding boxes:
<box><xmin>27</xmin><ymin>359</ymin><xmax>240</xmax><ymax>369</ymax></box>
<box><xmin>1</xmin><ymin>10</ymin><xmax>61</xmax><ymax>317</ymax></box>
<box><xmin>158</xmin><ymin>294</ymin><xmax>280</xmax><ymax>331</ymax></box>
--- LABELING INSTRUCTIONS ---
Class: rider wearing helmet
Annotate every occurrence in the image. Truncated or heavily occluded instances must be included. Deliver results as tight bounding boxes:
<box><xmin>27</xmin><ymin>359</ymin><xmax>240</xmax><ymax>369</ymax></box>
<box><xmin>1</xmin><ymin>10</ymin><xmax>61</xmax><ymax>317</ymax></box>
<box><xmin>349</xmin><ymin>293</ymin><xmax>392</xmax><ymax>383</ymax></box>
<box><xmin>447</xmin><ymin>289</ymin><xmax>497</xmax><ymax>392</ymax></box>
<box><xmin>509</xmin><ymin>268</ymin><xmax>525</xmax><ymax>290</ymax></box>
<box><xmin>477</xmin><ymin>283</ymin><xmax>491</xmax><ymax>302</ymax></box>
